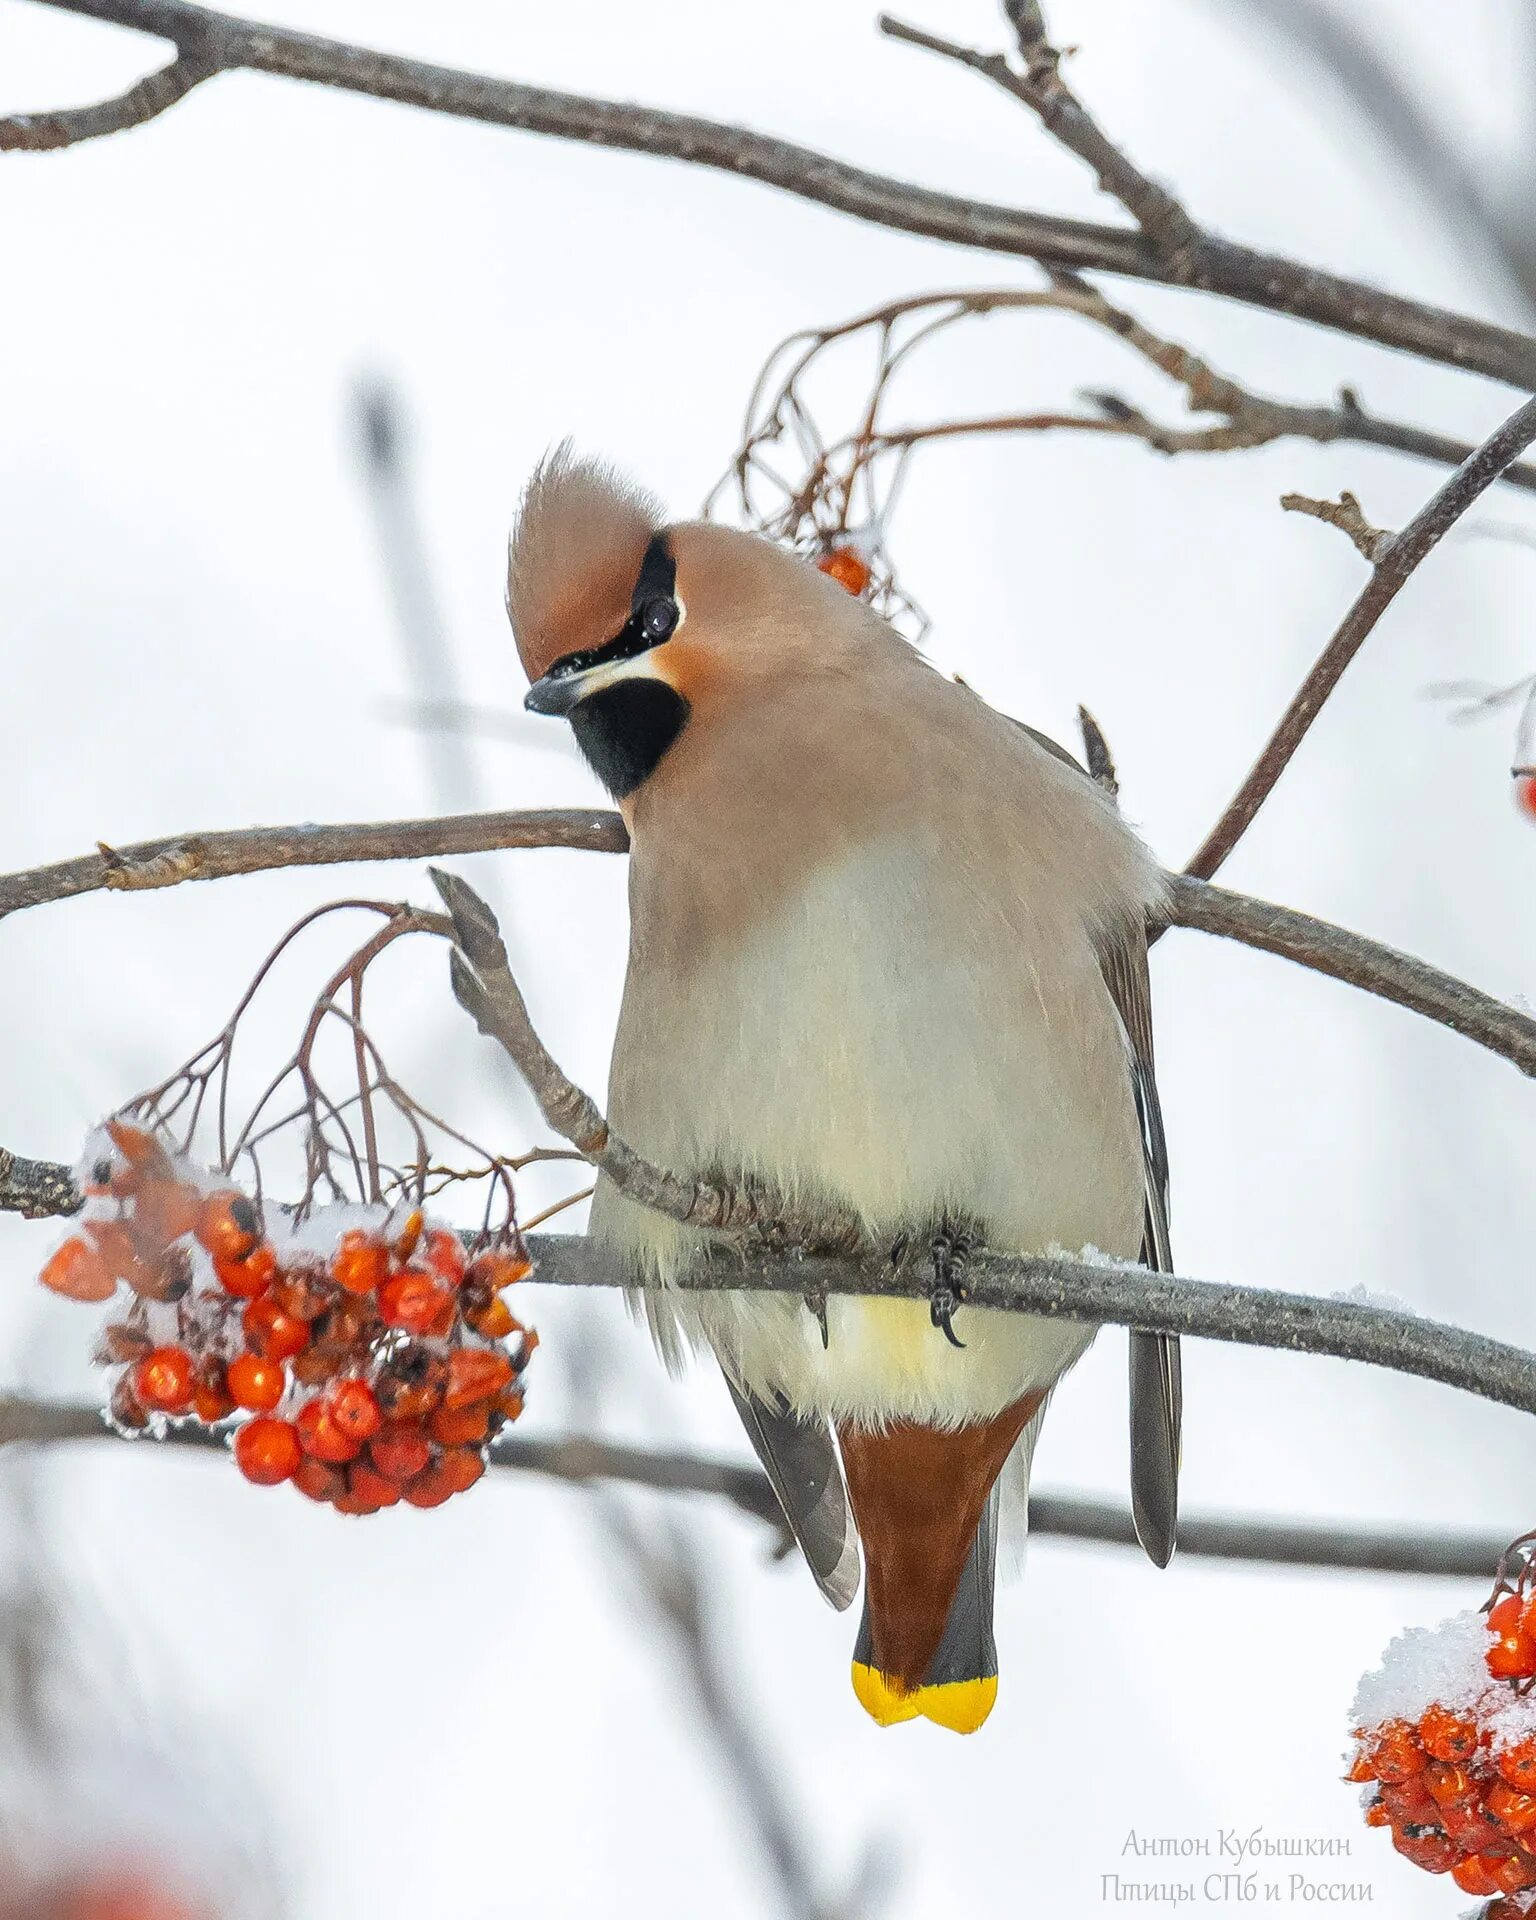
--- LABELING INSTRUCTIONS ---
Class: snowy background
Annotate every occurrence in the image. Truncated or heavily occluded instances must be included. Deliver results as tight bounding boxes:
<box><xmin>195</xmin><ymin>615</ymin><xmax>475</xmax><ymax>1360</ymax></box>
<box><xmin>1</xmin><ymin>0</ymin><xmax>1534</xmax><ymax>1912</ymax></box>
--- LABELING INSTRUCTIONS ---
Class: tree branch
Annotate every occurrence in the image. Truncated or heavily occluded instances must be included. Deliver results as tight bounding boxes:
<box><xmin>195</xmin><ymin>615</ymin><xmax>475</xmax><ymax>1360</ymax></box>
<box><xmin>0</xmin><ymin>1393</ymin><xmax>1505</xmax><ymax>1579</ymax></box>
<box><xmin>1185</xmin><ymin>391</ymin><xmax>1536</xmax><ymax>881</ymax></box>
<box><xmin>0</xmin><ymin>39</ymin><xmax>217</xmax><ymax>150</ymax></box>
<box><xmin>0</xmin><ymin>807</ymin><xmax>629</xmax><ymax>919</ymax></box>
<box><xmin>14</xmin><ymin>0</ymin><xmax>1536</xmax><ymax>389</ymax></box>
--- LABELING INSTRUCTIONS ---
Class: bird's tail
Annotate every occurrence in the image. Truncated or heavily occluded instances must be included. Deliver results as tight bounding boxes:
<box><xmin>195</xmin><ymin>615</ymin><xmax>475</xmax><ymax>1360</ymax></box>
<box><xmin>837</xmin><ymin>1390</ymin><xmax>1045</xmax><ymax>1735</ymax></box>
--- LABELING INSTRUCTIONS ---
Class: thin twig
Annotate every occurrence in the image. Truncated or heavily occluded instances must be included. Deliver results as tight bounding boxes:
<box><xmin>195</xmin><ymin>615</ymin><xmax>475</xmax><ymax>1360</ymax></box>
<box><xmin>880</xmin><ymin>10</ymin><xmax>1198</xmax><ymax>270</ymax></box>
<box><xmin>0</xmin><ymin>39</ymin><xmax>218</xmax><ymax>150</ymax></box>
<box><xmin>1186</xmin><ymin>391</ymin><xmax>1536</xmax><ymax>880</ymax></box>
<box><xmin>14</xmin><ymin>0</ymin><xmax>1536</xmax><ymax>389</ymax></box>
<box><xmin>1280</xmin><ymin>488</ymin><xmax>1395</xmax><ymax>563</ymax></box>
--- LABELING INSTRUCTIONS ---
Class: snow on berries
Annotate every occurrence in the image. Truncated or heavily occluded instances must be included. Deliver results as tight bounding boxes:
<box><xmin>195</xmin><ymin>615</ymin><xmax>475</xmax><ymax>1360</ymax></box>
<box><xmin>39</xmin><ymin>1120</ymin><xmax>535</xmax><ymax>1516</ymax></box>
<box><xmin>1348</xmin><ymin>1551</ymin><xmax>1536</xmax><ymax>1910</ymax></box>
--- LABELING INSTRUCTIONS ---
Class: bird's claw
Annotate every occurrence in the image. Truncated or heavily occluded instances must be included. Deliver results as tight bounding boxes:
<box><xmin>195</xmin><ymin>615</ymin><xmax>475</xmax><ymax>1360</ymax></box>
<box><xmin>929</xmin><ymin>1227</ymin><xmax>971</xmax><ymax>1349</ymax></box>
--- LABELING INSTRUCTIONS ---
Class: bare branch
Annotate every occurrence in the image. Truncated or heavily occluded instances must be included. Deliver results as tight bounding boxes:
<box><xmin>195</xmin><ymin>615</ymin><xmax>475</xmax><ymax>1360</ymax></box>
<box><xmin>879</xmin><ymin>10</ymin><xmax>1197</xmax><ymax>269</ymax></box>
<box><xmin>0</xmin><ymin>807</ymin><xmax>629</xmax><ymax>919</ymax></box>
<box><xmin>1186</xmin><ymin>392</ymin><xmax>1536</xmax><ymax>881</ymax></box>
<box><xmin>0</xmin><ymin>40</ymin><xmax>217</xmax><ymax>151</ymax></box>
<box><xmin>1163</xmin><ymin>876</ymin><xmax>1536</xmax><ymax>1079</ymax></box>
<box><xmin>0</xmin><ymin>1390</ymin><xmax>1506</xmax><ymax>1579</ymax></box>
<box><xmin>0</xmin><ymin>1150</ymin><xmax>81</xmax><ymax>1221</ymax></box>
<box><xmin>1280</xmin><ymin>488</ymin><xmax>1396</xmax><ymax>563</ymax></box>
<box><xmin>14</xmin><ymin>0</ymin><xmax>1536</xmax><ymax>389</ymax></box>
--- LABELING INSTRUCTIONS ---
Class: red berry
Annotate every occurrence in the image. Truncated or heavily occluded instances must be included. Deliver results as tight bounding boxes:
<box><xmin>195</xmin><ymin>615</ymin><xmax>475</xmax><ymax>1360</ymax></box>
<box><xmin>39</xmin><ymin>1235</ymin><xmax>116</xmax><ymax>1303</ymax></box>
<box><xmin>227</xmin><ymin>1351</ymin><xmax>286</xmax><ymax>1414</ymax></box>
<box><xmin>215</xmin><ymin>1247</ymin><xmax>271</xmax><ymax>1299</ymax></box>
<box><xmin>234</xmin><ymin>1416</ymin><xmax>302</xmax><ymax>1486</ymax></box>
<box><xmin>133</xmin><ymin>1346</ymin><xmax>194</xmax><ymax>1414</ymax></box>
<box><xmin>109</xmin><ymin>1373</ymin><xmax>149</xmax><ymax>1431</ymax></box>
<box><xmin>194</xmin><ymin>1190</ymin><xmax>261</xmax><ymax>1263</ymax></box>
<box><xmin>1488</xmin><ymin>1630</ymin><xmax>1536</xmax><ymax>1679</ymax></box>
<box><xmin>242</xmin><ymin>1294</ymin><xmax>309</xmax><ymax>1362</ymax></box>
<box><xmin>466</xmin><ymin>1248</ymin><xmax>532</xmax><ymax>1292</ymax></box>
<box><xmin>331</xmin><ymin>1229</ymin><xmax>390</xmax><ymax>1296</ymax></box>
<box><xmin>272</xmin><ymin>1264</ymin><xmax>332</xmax><ymax>1321</ymax></box>
<box><xmin>1489</xmin><ymin>1781</ymin><xmax>1536</xmax><ymax>1834</ymax></box>
<box><xmin>430</xmin><ymin>1400</ymin><xmax>491</xmax><ymax>1446</ymax></box>
<box><xmin>1419</xmin><ymin>1703</ymin><xmax>1479</xmax><ymax>1762</ymax></box>
<box><xmin>1453</xmin><ymin>1853</ymin><xmax>1505</xmax><ymax>1897</ymax></box>
<box><xmin>131</xmin><ymin>1177</ymin><xmax>202</xmax><ymax>1252</ymax></box>
<box><xmin>103</xmin><ymin>1120</ymin><xmax>174</xmax><ymax>1194</ymax></box>
<box><xmin>1370</xmin><ymin>1721</ymin><xmax>1426</xmax><ymax>1783</ymax></box>
<box><xmin>444</xmin><ymin>1348</ymin><xmax>513</xmax><ymax>1410</ymax></box>
<box><xmin>347</xmin><ymin>1461</ymin><xmax>401</xmax><ymax>1510</ymax></box>
<box><xmin>378</xmin><ymin>1269</ymin><xmax>455</xmax><ymax>1336</ymax></box>
<box><xmin>1390</xmin><ymin>1825</ymin><xmax>1456</xmax><ymax>1874</ymax></box>
<box><xmin>403</xmin><ymin>1461</ymin><xmax>457</xmax><ymax>1509</ymax></box>
<box><xmin>1515</xmin><ymin>772</ymin><xmax>1536</xmax><ymax>820</ymax></box>
<box><xmin>191</xmin><ymin>1360</ymin><xmax>235</xmax><ymax>1424</ymax></box>
<box><xmin>328</xmin><ymin>1379</ymin><xmax>382</xmax><ymax>1445</ymax></box>
<box><xmin>85</xmin><ymin>1219</ymin><xmax>151</xmax><ymax>1290</ymax></box>
<box><xmin>392</xmin><ymin>1209</ymin><xmax>425</xmax><ymax>1263</ymax></box>
<box><xmin>421</xmin><ymin>1228</ymin><xmax>467</xmax><ymax>1286</ymax></box>
<box><xmin>462</xmin><ymin>1290</ymin><xmax>517</xmax><ymax>1340</ymax></box>
<box><xmin>296</xmin><ymin>1397</ymin><xmax>362</xmax><ymax>1464</ymax></box>
<box><xmin>293</xmin><ymin>1456</ymin><xmax>346</xmax><ymax>1504</ymax></box>
<box><xmin>370</xmin><ymin>1420</ymin><xmax>432</xmax><ymax>1483</ymax></box>
<box><xmin>1500</xmin><ymin>1739</ymin><xmax>1536</xmax><ymax>1791</ymax></box>
<box><xmin>817</xmin><ymin>546</ymin><xmax>872</xmax><ymax>597</ymax></box>
<box><xmin>436</xmin><ymin>1446</ymin><xmax>485</xmax><ymax>1494</ymax></box>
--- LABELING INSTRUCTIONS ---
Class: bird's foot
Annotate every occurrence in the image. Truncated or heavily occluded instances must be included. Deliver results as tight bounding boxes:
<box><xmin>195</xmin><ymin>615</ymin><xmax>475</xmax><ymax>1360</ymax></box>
<box><xmin>928</xmin><ymin>1225</ymin><xmax>972</xmax><ymax>1349</ymax></box>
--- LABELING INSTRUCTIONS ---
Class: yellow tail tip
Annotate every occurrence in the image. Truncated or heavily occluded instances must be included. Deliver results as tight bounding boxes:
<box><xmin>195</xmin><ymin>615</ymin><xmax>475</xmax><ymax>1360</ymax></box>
<box><xmin>851</xmin><ymin>1663</ymin><xmax>997</xmax><ymax>1733</ymax></box>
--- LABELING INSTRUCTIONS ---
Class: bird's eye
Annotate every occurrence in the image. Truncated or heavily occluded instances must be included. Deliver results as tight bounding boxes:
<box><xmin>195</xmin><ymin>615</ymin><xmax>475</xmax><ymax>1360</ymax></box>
<box><xmin>641</xmin><ymin>597</ymin><xmax>678</xmax><ymax>643</ymax></box>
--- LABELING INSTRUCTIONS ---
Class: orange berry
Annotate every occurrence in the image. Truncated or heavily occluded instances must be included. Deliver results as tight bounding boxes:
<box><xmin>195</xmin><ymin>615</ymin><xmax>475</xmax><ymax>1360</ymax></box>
<box><xmin>1500</xmin><ymin>1740</ymin><xmax>1536</xmax><ymax>1791</ymax></box>
<box><xmin>437</xmin><ymin>1446</ymin><xmax>485</xmax><ymax>1494</ymax></box>
<box><xmin>347</xmin><ymin>1461</ymin><xmax>401</xmax><ymax>1510</ymax></box>
<box><xmin>422</xmin><ymin>1228</ymin><xmax>467</xmax><ymax>1286</ymax></box>
<box><xmin>85</xmin><ymin>1219</ymin><xmax>150</xmax><ymax>1289</ymax></box>
<box><xmin>39</xmin><ymin>1235</ymin><xmax>115</xmax><ymax>1303</ymax></box>
<box><xmin>293</xmin><ymin>1456</ymin><xmax>346</xmax><ymax>1504</ymax></box>
<box><xmin>331</xmin><ymin>1229</ymin><xmax>390</xmax><ymax>1296</ymax></box>
<box><xmin>1371</xmin><ymin>1721</ymin><xmax>1426</xmax><ymax>1783</ymax></box>
<box><xmin>227</xmin><ymin>1351</ymin><xmax>286</xmax><ymax>1414</ymax></box>
<box><xmin>242</xmin><ymin>1295</ymin><xmax>309</xmax><ymax>1362</ymax></box>
<box><xmin>191</xmin><ymin>1360</ymin><xmax>235</xmax><ymax>1424</ymax></box>
<box><xmin>1420</xmin><ymin>1703</ymin><xmax>1479</xmax><ymax>1762</ymax></box>
<box><xmin>272</xmin><ymin>1263</ymin><xmax>332</xmax><ymax>1321</ymax></box>
<box><xmin>392</xmin><ymin>1209</ymin><xmax>425</xmax><ymax>1263</ymax></box>
<box><xmin>194</xmin><ymin>1190</ymin><xmax>261</xmax><ymax>1264</ymax></box>
<box><xmin>1493</xmin><ymin>1852</ymin><xmax>1536</xmax><ymax>1895</ymax></box>
<box><xmin>291</xmin><ymin>1346</ymin><xmax>338</xmax><ymax>1387</ymax></box>
<box><xmin>463</xmin><ymin>1291</ymin><xmax>516</xmax><ymax>1340</ymax></box>
<box><xmin>1488</xmin><ymin>1782</ymin><xmax>1536</xmax><ymax>1834</ymax></box>
<box><xmin>233</xmin><ymin>1416</ymin><xmax>302</xmax><ymax>1486</ymax></box>
<box><xmin>1363</xmin><ymin>1799</ymin><xmax>1389</xmax><ymax>1829</ymax></box>
<box><xmin>132</xmin><ymin>1346</ymin><xmax>194</xmax><ymax>1414</ymax></box>
<box><xmin>816</xmin><ymin>546</ymin><xmax>872</xmax><ymax>597</ymax></box>
<box><xmin>1425</xmin><ymin>1761</ymin><xmax>1477</xmax><ymax>1808</ymax></box>
<box><xmin>215</xmin><ymin>1247</ymin><xmax>272</xmax><ymax>1299</ymax></box>
<box><xmin>403</xmin><ymin>1461</ymin><xmax>457</xmax><ymax>1509</ymax></box>
<box><xmin>430</xmin><ymin>1400</ymin><xmax>491</xmax><ymax>1446</ymax></box>
<box><xmin>102</xmin><ymin>1120</ymin><xmax>174</xmax><ymax>1194</ymax></box>
<box><xmin>95</xmin><ymin>1321</ymin><xmax>152</xmax><ymax>1365</ymax></box>
<box><xmin>1514</xmin><ymin>772</ymin><xmax>1536</xmax><ymax>820</ymax></box>
<box><xmin>1488</xmin><ymin>1630</ymin><xmax>1536</xmax><ymax>1679</ymax></box>
<box><xmin>1443</xmin><ymin>1796</ymin><xmax>1504</xmax><ymax>1851</ymax></box>
<box><xmin>444</xmin><ymin>1348</ymin><xmax>513</xmax><ymax>1409</ymax></box>
<box><xmin>131</xmin><ymin>1178</ymin><xmax>201</xmax><ymax>1252</ymax></box>
<box><xmin>375</xmin><ymin>1347</ymin><xmax>446</xmax><ymax>1420</ymax></box>
<box><xmin>1453</xmin><ymin>1853</ymin><xmax>1506</xmax><ymax>1897</ymax></box>
<box><xmin>466</xmin><ymin>1248</ymin><xmax>532</xmax><ymax>1292</ymax></box>
<box><xmin>1381</xmin><ymin>1777</ymin><xmax>1440</xmax><ymax>1826</ymax></box>
<box><xmin>296</xmin><ymin>1397</ymin><xmax>361</xmax><ymax>1464</ymax></box>
<box><xmin>378</xmin><ymin>1269</ymin><xmax>455</xmax><ymax>1336</ymax></box>
<box><xmin>494</xmin><ymin>1385</ymin><xmax>526</xmax><ymax>1424</ymax></box>
<box><xmin>328</xmin><ymin>1379</ymin><xmax>382</xmax><ymax>1445</ymax></box>
<box><xmin>1491</xmin><ymin>1593</ymin><xmax>1525</xmax><ymax>1635</ymax></box>
<box><xmin>370</xmin><ymin>1419</ymin><xmax>432</xmax><ymax>1483</ymax></box>
<box><xmin>1390</xmin><ymin>1824</ymin><xmax>1456</xmax><ymax>1873</ymax></box>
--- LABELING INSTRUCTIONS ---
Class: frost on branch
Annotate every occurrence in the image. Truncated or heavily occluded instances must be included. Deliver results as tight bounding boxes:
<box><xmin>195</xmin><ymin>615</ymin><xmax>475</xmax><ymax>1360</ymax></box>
<box><xmin>1347</xmin><ymin>1530</ymin><xmax>1536</xmax><ymax>1912</ymax></box>
<box><xmin>27</xmin><ymin>899</ymin><xmax>577</xmax><ymax>1518</ymax></box>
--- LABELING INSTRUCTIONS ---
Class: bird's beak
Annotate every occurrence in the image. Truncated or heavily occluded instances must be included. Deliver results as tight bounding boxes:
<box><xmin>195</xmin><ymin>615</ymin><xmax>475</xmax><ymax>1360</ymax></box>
<box><xmin>523</xmin><ymin>667</ymin><xmax>592</xmax><ymax>717</ymax></box>
<box><xmin>523</xmin><ymin>648</ymin><xmax>663</xmax><ymax>718</ymax></box>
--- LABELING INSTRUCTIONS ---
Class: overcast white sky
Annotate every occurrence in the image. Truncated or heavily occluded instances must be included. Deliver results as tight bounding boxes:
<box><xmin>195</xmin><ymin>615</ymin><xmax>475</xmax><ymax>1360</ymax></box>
<box><xmin>2</xmin><ymin>0</ymin><xmax>1534</xmax><ymax>1914</ymax></box>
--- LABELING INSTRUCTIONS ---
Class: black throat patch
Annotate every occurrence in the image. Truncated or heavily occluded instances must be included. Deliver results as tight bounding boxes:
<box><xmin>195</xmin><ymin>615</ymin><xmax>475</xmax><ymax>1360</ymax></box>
<box><xmin>569</xmin><ymin>679</ymin><xmax>691</xmax><ymax>800</ymax></box>
<box><xmin>560</xmin><ymin>533</ymin><xmax>689</xmax><ymax>798</ymax></box>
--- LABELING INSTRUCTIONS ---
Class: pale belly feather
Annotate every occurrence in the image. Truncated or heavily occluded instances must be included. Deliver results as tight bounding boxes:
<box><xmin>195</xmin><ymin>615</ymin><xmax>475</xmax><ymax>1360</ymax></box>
<box><xmin>590</xmin><ymin>838</ymin><xmax>1143</xmax><ymax>1426</ymax></box>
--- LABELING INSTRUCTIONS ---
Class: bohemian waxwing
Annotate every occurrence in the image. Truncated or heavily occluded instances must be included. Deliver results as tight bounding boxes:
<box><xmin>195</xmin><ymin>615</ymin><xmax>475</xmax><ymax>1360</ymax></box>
<box><xmin>508</xmin><ymin>446</ymin><xmax>1180</xmax><ymax>1733</ymax></box>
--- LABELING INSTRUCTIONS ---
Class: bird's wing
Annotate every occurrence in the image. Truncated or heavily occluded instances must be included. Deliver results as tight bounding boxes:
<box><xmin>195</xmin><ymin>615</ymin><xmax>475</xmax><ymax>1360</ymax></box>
<box><xmin>725</xmin><ymin>1377</ymin><xmax>861</xmax><ymax>1610</ymax></box>
<box><xmin>1010</xmin><ymin>714</ymin><xmax>1180</xmax><ymax>1566</ymax></box>
<box><xmin>1097</xmin><ymin>917</ymin><xmax>1181</xmax><ymax>1568</ymax></box>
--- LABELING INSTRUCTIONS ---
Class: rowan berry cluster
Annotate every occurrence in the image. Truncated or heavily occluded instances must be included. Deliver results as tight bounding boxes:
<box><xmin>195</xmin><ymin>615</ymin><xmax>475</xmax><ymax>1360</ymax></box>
<box><xmin>1349</xmin><ymin>1596</ymin><xmax>1536</xmax><ymax>1912</ymax></box>
<box><xmin>38</xmin><ymin>1120</ymin><xmax>535</xmax><ymax>1515</ymax></box>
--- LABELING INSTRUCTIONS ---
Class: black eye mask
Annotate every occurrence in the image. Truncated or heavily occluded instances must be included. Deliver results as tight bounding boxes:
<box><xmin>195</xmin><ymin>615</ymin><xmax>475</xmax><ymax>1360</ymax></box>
<box><xmin>543</xmin><ymin>533</ymin><xmax>679</xmax><ymax>683</ymax></box>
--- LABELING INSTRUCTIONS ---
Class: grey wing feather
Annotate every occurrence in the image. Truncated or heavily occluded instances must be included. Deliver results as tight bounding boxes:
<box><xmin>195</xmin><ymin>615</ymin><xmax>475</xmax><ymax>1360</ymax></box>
<box><xmin>1099</xmin><ymin>923</ymin><xmax>1182</xmax><ymax>1569</ymax></box>
<box><xmin>725</xmin><ymin>1377</ymin><xmax>861</xmax><ymax>1610</ymax></box>
<box><xmin>1008</xmin><ymin>714</ymin><xmax>1181</xmax><ymax>1567</ymax></box>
